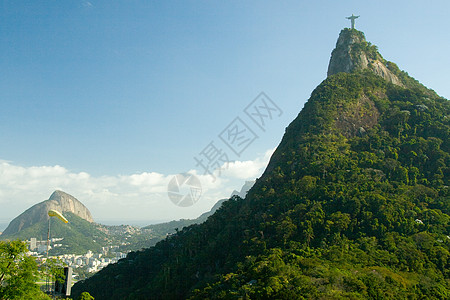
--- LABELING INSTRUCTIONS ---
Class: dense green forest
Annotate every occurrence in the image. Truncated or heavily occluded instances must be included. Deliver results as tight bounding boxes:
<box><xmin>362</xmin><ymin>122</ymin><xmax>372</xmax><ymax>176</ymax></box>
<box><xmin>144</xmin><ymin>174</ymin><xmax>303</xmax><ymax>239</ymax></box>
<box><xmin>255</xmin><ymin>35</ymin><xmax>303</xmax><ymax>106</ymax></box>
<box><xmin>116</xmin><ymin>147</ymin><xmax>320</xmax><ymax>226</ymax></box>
<box><xmin>73</xmin><ymin>32</ymin><xmax>449</xmax><ymax>299</ymax></box>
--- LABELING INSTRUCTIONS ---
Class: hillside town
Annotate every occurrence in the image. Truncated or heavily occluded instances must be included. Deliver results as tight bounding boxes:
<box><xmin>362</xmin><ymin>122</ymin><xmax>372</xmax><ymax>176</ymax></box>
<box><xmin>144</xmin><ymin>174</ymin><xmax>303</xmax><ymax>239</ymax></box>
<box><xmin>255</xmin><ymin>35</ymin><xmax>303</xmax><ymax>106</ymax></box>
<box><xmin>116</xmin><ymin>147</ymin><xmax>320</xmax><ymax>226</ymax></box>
<box><xmin>26</xmin><ymin>237</ymin><xmax>128</xmax><ymax>278</ymax></box>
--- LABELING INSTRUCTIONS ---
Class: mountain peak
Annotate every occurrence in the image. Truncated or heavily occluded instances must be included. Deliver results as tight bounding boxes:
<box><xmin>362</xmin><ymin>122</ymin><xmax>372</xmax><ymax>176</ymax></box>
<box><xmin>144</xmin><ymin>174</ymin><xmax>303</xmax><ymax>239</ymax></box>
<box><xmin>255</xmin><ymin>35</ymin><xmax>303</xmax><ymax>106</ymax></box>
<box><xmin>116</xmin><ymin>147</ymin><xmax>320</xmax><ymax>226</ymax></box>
<box><xmin>327</xmin><ymin>28</ymin><xmax>403</xmax><ymax>86</ymax></box>
<box><xmin>49</xmin><ymin>190</ymin><xmax>78</xmax><ymax>202</ymax></box>
<box><xmin>1</xmin><ymin>191</ymin><xmax>94</xmax><ymax>236</ymax></box>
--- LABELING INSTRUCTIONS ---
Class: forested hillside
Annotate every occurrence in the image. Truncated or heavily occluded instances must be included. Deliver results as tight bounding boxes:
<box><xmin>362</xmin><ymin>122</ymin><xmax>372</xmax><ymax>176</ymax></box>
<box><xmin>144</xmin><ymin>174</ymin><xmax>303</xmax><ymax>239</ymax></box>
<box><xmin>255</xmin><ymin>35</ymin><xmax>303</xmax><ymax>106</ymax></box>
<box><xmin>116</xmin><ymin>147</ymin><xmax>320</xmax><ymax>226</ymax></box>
<box><xmin>72</xmin><ymin>29</ymin><xmax>449</xmax><ymax>299</ymax></box>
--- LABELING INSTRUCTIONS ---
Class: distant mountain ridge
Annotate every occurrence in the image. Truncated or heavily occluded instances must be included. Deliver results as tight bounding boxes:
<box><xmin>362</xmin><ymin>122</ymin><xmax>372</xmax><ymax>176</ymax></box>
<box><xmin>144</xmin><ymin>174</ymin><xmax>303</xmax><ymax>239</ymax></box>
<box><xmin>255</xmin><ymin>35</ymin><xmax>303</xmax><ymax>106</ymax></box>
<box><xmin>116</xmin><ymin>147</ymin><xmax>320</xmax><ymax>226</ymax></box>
<box><xmin>0</xmin><ymin>183</ymin><xmax>256</xmax><ymax>255</ymax></box>
<box><xmin>142</xmin><ymin>181</ymin><xmax>255</xmax><ymax>237</ymax></box>
<box><xmin>1</xmin><ymin>190</ymin><xmax>93</xmax><ymax>236</ymax></box>
<box><xmin>230</xmin><ymin>180</ymin><xmax>255</xmax><ymax>198</ymax></box>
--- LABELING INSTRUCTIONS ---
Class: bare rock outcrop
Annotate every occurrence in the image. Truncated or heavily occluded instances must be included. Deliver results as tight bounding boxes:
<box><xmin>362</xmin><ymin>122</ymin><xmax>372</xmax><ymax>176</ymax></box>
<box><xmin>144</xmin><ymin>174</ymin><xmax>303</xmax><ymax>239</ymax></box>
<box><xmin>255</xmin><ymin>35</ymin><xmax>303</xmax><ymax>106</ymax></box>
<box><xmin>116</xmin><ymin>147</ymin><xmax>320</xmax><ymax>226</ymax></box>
<box><xmin>327</xmin><ymin>28</ymin><xmax>403</xmax><ymax>86</ymax></box>
<box><xmin>1</xmin><ymin>190</ymin><xmax>93</xmax><ymax>236</ymax></box>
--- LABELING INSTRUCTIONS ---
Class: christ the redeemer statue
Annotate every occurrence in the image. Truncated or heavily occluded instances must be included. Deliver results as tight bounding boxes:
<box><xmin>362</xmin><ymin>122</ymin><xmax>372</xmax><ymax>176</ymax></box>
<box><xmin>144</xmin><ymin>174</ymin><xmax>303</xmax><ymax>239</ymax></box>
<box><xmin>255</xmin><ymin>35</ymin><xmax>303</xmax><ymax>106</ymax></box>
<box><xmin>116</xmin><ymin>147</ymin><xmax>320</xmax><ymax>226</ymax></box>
<box><xmin>346</xmin><ymin>14</ymin><xmax>360</xmax><ymax>29</ymax></box>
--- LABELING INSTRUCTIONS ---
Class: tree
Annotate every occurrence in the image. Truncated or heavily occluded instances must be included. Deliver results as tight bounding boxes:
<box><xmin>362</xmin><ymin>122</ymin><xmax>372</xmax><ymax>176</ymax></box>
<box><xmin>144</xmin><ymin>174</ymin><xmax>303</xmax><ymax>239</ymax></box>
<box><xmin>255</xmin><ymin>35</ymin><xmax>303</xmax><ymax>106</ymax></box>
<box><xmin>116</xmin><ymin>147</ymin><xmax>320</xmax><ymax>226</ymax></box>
<box><xmin>303</xmin><ymin>221</ymin><xmax>314</xmax><ymax>247</ymax></box>
<box><xmin>0</xmin><ymin>240</ymin><xmax>49</xmax><ymax>299</ymax></box>
<box><xmin>77</xmin><ymin>292</ymin><xmax>95</xmax><ymax>300</ymax></box>
<box><xmin>40</xmin><ymin>257</ymin><xmax>66</xmax><ymax>297</ymax></box>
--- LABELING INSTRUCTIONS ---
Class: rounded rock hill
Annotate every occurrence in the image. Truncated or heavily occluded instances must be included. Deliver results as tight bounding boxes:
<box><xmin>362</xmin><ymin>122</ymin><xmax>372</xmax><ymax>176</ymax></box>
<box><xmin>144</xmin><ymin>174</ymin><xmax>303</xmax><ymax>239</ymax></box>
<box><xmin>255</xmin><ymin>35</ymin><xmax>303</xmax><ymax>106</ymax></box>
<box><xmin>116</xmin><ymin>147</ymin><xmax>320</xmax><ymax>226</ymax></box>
<box><xmin>1</xmin><ymin>190</ymin><xmax>93</xmax><ymax>236</ymax></box>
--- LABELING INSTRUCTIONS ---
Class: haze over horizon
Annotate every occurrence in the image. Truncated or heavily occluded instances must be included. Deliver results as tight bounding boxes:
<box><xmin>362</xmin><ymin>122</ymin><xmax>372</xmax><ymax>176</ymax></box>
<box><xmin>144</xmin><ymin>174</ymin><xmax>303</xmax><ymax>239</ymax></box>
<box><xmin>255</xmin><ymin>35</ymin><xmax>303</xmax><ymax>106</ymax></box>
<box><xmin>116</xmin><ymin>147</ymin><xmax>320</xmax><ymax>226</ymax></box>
<box><xmin>1</xmin><ymin>1</ymin><xmax>450</xmax><ymax>224</ymax></box>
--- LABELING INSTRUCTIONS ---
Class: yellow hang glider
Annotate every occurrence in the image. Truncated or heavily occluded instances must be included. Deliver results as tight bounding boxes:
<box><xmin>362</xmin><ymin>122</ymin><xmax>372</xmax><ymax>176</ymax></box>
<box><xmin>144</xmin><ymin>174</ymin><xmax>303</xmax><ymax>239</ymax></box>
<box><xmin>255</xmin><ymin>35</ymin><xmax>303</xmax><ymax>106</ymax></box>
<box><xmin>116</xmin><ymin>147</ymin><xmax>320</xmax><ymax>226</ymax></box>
<box><xmin>48</xmin><ymin>209</ymin><xmax>69</xmax><ymax>223</ymax></box>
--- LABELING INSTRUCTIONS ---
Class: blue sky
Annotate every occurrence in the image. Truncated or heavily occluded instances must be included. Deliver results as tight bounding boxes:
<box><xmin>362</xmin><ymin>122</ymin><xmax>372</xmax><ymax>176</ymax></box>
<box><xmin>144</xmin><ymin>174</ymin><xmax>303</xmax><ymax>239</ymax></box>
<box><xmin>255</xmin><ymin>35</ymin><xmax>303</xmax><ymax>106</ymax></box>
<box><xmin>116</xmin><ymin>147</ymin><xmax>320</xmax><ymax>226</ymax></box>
<box><xmin>1</xmin><ymin>1</ymin><xmax>449</xmax><ymax>225</ymax></box>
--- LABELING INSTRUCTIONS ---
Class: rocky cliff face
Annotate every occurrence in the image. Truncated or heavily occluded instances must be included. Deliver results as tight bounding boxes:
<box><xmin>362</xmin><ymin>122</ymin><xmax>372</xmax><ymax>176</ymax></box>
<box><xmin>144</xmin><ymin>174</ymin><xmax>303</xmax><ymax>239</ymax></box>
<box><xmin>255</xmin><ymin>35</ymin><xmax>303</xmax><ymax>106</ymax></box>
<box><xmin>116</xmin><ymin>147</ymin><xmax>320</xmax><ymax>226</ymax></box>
<box><xmin>327</xmin><ymin>29</ymin><xmax>403</xmax><ymax>86</ymax></box>
<box><xmin>1</xmin><ymin>190</ymin><xmax>93</xmax><ymax>236</ymax></box>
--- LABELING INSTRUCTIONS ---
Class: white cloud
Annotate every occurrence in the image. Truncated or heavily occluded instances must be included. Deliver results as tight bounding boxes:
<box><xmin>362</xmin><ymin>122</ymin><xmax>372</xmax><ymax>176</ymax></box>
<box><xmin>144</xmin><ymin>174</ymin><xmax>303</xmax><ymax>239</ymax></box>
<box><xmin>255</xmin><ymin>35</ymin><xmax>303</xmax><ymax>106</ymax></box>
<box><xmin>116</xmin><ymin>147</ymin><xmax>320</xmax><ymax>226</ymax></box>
<box><xmin>0</xmin><ymin>149</ymin><xmax>274</xmax><ymax>226</ymax></box>
<box><xmin>220</xmin><ymin>148</ymin><xmax>274</xmax><ymax>179</ymax></box>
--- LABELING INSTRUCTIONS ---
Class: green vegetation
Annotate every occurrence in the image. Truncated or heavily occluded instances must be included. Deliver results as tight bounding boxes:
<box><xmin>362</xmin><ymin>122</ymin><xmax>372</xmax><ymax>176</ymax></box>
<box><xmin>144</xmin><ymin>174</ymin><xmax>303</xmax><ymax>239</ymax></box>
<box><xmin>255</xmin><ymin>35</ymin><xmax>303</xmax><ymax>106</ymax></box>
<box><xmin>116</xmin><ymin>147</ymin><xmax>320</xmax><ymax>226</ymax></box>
<box><xmin>72</xmin><ymin>70</ymin><xmax>449</xmax><ymax>299</ymax></box>
<box><xmin>0</xmin><ymin>240</ymin><xmax>50</xmax><ymax>299</ymax></box>
<box><xmin>121</xmin><ymin>199</ymin><xmax>228</xmax><ymax>252</ymax></box>
<box><xmin>385</xmin><ymin>61</ymin><xmax>439</xmax><ymax>97</ymax></box>
<box><xmin>1</xmin><ymin>200</ymin><xmax>227</xmax><ymax>256</ymax></box>
<box><xmin>142</xmin><ymin>199</ymin><xmax>226</xmax><ymax>236</ymax></box>
<box><xmin>76</xmin><ymin>292</ymin><xmax>95</xmax><ymax>300</ymax></box>
<box><xmin>346</xmin><ymin>29</ymin><xmax>379</xmax><ymax>61</ymax></box>
<box><xmin>0</xmin><ymin>213</ymin><xmax>109</xmax><ymax>255</ymax></box>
